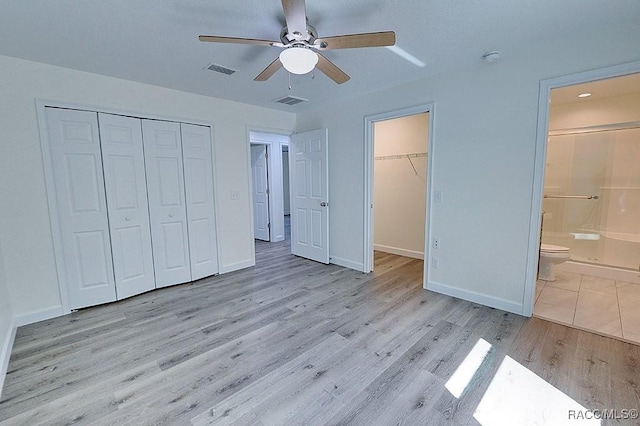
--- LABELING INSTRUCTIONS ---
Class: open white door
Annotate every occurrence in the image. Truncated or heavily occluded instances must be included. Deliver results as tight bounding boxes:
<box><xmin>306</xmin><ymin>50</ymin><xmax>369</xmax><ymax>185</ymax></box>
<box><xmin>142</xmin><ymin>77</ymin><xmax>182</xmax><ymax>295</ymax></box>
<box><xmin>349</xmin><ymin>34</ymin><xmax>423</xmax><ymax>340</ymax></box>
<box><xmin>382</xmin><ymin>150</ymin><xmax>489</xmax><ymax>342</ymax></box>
<box><xmin>251</xmin><ymin>144</ymin><xmax>270</xmax><ymax>241</ymax></box>
<box><xmin>289</xmin><ymin>128</ymin><xmax>329</xmax><ymax>264</ymax></box>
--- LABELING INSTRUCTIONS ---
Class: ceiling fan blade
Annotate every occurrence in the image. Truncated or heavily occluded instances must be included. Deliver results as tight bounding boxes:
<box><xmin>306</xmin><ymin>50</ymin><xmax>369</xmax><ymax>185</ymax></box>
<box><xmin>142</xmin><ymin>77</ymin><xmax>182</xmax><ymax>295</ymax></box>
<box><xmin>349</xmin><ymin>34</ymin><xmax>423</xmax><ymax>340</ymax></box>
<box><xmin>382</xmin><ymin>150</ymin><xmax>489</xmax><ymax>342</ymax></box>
<box><xmin>315</xmin><ymin>53</ymin><xmax>350</xmax><ymax>84</ymax></box>
<box><xmin>313</xmin><ymin>31</ymin><xmax>396</xmax><ymax>50</ymax></box>
<box><xmin>199</xmin><ymin>35</ymin><xmax>282</xmax><ymax>47</ymax></box>
<box><xmin>254</xmin><ymin>57</ymin><xmax>283</xmax><ymax>81</ymax></box>
<box><xmin>281</xmin><ymin>0</ymin><xmax>308</xmax><ymax>39</ymax></box>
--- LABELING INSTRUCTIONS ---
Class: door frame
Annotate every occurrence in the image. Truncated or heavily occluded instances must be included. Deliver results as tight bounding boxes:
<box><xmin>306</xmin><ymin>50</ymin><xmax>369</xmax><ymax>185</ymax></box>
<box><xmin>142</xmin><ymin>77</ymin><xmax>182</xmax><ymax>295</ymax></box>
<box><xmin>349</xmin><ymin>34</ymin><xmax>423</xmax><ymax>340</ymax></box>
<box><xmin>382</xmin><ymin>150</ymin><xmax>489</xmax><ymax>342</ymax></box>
<box><xmin>524</xmin><ymin>60</ymin><xmax>640</xmax><ymax>317</ymax></box>
<box><xmin>37</xmin><ymin>98</ymin><xmax>221</xmax><ymax>314</ymax></box>
<box><xmin>364</xmin><ymin>103</ymin><xmax>435</xmax><ymax>282</ymax></box>
<box><xmin>246</xmin><ymin>129</ymin><xmax>291</xmax><ymax>245</ymax></box>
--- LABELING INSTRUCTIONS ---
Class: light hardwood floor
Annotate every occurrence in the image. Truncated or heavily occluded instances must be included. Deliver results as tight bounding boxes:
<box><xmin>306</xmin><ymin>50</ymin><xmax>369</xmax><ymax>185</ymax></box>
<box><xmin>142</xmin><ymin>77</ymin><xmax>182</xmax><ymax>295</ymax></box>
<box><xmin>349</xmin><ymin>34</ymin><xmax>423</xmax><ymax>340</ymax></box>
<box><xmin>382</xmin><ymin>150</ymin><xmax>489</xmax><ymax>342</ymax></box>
<box><xmin>1</xmin><ymin>237</ymin><xmax>639</xmax><ymax>425</ymax></box>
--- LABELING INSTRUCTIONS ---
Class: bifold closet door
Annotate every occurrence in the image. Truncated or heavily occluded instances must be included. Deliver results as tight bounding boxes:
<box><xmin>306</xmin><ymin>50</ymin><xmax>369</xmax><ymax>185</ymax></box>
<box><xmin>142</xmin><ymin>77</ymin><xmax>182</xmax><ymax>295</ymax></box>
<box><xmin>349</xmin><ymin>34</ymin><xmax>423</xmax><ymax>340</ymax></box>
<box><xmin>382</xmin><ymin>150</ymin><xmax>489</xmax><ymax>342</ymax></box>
<box><xmin>45</xmin><ymin>108</ymin><xmax>117</xmax><ymax>309</ymax></box>
<box><xmin>142</xmin><ymin>119</ymin><xmax>192</xmax><ymax>288</ymax></box>
<box><xmin>98</xmin><ymin>113</ymin><xmax>156</xmax><ymax>299</ymax></box>
<box><xmin>181</xmin><ymin>123</ymin><xmax>219</xmax><ymax>279</ymax></box>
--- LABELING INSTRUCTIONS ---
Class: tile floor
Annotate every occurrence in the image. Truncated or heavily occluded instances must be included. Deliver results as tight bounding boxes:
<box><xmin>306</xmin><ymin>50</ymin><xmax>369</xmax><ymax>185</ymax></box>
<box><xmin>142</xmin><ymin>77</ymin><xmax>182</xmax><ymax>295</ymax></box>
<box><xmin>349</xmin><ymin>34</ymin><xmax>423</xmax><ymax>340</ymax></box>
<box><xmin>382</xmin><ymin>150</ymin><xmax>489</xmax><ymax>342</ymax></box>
<box><xmin>534</xmin><ymin>270</ymin><xmax>640</xmax><ymax>345</ymax></box>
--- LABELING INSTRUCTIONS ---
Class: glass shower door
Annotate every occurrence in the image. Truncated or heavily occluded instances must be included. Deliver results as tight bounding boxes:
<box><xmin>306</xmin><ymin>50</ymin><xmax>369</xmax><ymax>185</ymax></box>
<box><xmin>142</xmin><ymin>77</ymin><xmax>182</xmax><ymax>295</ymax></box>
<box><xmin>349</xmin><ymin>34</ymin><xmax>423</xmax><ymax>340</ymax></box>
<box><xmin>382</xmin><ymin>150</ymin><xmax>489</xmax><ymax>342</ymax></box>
<box><xmin>542</xmin><ymin>126</ymin><xmax>640</xmax><ymax>271</ymax></box>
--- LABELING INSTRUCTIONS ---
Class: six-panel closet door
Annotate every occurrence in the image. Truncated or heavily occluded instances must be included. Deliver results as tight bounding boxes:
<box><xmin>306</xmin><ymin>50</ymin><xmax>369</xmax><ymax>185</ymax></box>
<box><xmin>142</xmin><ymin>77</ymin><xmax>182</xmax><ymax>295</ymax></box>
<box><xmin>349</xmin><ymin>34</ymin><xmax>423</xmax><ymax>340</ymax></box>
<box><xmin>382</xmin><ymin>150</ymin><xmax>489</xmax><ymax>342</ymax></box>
<box><xmin>181</xmin><ymin>123</ymin><xmax>219</xmax><ymax>280</ymax></box>
<box><xmin>98</xmin><ymin>113</ymin><xmax>156</xmax><ymax>299</ymax></box>
<box><xmin>142</xmin><ymin>119</ymin><xmax>192</xmax><ymax>288</ymax></box>
<box><xmin>45</xmin><ymin>108</ymin><xmax>117</xmax><ymax>309</ymax></box>
<box><xmin>46</xmin><ymin>108</ymin><xmax>219</xmax><ymax>310</ymax></box>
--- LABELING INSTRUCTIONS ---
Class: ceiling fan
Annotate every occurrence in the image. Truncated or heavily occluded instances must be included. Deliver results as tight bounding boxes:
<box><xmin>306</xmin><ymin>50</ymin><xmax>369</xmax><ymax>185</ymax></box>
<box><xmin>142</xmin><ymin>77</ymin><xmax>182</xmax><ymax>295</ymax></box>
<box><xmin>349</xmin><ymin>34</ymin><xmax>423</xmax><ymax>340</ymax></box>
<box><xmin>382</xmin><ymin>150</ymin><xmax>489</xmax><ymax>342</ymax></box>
<box><xmin>199</xmin><ymin>0</ymin><xmax>395</xmax><ymax>84</ymax></box>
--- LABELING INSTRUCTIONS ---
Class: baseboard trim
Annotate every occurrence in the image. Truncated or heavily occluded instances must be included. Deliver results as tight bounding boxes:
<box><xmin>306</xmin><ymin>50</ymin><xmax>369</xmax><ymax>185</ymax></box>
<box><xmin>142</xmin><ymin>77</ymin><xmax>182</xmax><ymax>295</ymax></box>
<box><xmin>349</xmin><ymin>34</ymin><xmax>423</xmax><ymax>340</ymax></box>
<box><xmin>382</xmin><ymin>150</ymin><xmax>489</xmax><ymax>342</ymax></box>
<box><xmin>374</xmin><ymin>244</ymin><xmax>424</xmax><ymax>260</ymax></box>
<box><xmin>15</xmin><ymin>305</ymin><xmax>64</xmax><ymax>327</ymax></box>
<box><xmin>220</xmin><ymin>259</ymin><xmax>255</xmax><ymax>274</ymax></box>
<box><xmin>426</xmin><ymin>280</ymin><xmax>524</xmax><ymax>315</ymax></box>
<box><xmin>0</xmin><ymin>318</ymin><xmax>16</xmax><ymax>399</ymax></box>
<box><xmin>330</xmin><ymin>256</ymin><xmax>365</xmax><ymax>272</ymax></box>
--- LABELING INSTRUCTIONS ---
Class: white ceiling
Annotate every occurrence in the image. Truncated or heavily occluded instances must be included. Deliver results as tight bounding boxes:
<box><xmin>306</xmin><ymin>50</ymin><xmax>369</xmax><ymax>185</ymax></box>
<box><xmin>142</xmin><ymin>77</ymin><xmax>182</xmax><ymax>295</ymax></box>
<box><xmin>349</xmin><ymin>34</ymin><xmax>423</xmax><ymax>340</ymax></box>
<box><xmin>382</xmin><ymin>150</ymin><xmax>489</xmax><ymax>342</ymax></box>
<box><xmin>551</xmin><ymin>72</ymin><xmax>640</xmax><ymax>106</ymax></box>
<box><xmin>1</xmin><ymin>0</ymin><xmax>639</xmax><ymax>112</ymax></box>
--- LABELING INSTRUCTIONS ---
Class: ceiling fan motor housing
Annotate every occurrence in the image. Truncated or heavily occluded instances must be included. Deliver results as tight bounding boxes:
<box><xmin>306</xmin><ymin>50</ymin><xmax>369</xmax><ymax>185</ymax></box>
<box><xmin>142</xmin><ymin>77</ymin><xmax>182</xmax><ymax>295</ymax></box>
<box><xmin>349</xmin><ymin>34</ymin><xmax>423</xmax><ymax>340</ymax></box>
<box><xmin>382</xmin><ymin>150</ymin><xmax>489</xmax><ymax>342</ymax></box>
<box><xmin>280</xmin><ymin>23</ymin><xmax>318</xmax><ymax>46</ymax></box>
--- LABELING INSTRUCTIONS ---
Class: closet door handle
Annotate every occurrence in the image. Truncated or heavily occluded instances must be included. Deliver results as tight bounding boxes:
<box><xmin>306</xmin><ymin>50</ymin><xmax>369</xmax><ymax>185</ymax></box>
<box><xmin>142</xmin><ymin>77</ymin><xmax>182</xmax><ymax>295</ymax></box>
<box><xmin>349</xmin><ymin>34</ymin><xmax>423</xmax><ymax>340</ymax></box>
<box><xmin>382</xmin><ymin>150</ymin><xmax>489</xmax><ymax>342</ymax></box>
<box><xmin>125</xmin><ymin>217</ymin><xmax>131</xmax><ymax>221</ymax></box>
<box><xmin>168</xmin><ymin>213</ymin><xmax>174</xmax><ymax>218</ymax></box>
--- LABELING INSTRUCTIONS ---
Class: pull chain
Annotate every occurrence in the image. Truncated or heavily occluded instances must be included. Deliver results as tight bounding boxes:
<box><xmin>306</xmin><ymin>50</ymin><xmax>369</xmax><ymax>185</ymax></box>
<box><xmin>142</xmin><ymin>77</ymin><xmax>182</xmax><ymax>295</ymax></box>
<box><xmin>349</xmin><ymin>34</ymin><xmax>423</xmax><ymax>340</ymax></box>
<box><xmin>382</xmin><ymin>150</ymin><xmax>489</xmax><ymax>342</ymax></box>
<box><xmin>288</xmin><ymin>72</ymin><xmax>292</xmax><ymax>90</ymax></box>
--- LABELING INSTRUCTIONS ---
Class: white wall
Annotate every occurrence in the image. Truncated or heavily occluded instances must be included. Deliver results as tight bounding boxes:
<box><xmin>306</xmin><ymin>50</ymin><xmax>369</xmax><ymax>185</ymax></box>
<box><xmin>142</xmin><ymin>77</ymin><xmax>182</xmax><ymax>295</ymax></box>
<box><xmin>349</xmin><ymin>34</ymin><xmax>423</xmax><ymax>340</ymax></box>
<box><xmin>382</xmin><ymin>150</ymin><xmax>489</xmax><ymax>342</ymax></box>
<box><xmin>0</xmin><ymin>54</ymin><xmax>295</xmax><ymax>322</ymax></box>
<box><xmin>550</xmin><ymin>92</ymin><xmax>640</xmax><ymax>130</ymax></box>
<box><xmin>374</xmin><ymin>113</ymin><xmax>428</xmax><ymax>258</ymax></box>
<box><xmin>297</xmin><ymin>28</ymin><xmax>640</xmax><ymax>314</ymax></box>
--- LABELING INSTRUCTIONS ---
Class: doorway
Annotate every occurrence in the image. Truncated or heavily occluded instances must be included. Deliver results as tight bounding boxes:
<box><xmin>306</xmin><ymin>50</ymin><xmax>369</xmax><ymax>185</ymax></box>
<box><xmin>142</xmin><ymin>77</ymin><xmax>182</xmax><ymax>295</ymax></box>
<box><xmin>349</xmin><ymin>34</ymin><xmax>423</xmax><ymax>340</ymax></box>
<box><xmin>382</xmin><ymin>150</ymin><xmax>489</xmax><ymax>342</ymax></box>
<box><xmin>250</xmin><ymin>143</ymin><xmax>271</xmax><ymax>241</ymax></box>
<box><xmin>526</xmin><ymin>61</ymin><xmax>640</xmax><ymax>343</ymax></box>
<box><xmin>249</xmin><ymin>131</ymin><xmax>290</xmax><ymax>245</ymax></box>
<box><xmin>364</xmin><ymin>104</ymin><xmax>435</xmax><ymax>281</ymax></box>
<box><xmin>248</xmin><ymin>128</ymin><xmax>330</xmax><ymax>265</ymax></box>
<box><xmin>282</xmin><ymin>145</ymin><xmax>291</xmax><ymax>240</ymax></box>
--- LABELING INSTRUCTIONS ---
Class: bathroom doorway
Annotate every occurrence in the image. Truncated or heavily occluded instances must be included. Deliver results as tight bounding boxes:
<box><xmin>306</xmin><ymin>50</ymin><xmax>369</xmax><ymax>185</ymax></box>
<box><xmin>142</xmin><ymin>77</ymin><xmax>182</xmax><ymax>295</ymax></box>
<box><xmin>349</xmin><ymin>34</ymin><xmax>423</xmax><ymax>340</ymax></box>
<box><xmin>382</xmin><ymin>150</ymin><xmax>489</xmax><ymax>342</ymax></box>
<box><xmin>527</xmin><ymin>62</ymin><xmax>640</xmax><ymax>344</ymax></box>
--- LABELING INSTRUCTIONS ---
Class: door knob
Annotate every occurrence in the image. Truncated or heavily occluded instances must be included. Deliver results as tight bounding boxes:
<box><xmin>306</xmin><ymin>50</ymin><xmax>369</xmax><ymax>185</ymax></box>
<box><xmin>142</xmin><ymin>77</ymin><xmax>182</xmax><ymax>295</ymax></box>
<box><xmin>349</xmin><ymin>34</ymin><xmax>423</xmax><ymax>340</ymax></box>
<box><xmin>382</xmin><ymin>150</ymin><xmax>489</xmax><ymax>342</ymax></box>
<box><xmin>320</xmin><ymin>202</ymin><xmax>328</xmax><ymax>207</ymax></box>
<box><xmin>169</xmin><ymin>213</ymin><xmax>174</xmax><ymax>217</ymax></box>
<box><xmin>125</xmin><ymin>217</ymin><xmax>131</xmax><ymax>221</ymax></box>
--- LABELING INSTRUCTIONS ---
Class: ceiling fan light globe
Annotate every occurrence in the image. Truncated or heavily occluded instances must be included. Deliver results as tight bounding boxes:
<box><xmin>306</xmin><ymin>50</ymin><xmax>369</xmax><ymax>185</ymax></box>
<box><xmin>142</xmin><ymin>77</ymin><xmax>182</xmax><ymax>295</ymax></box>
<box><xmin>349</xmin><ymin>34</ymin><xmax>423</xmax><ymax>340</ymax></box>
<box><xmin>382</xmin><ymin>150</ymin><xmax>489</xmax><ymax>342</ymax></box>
<box><xmin>279</xmin><ymin>47</ymin><xmax>318</xmax><ymax>75</ymax></box>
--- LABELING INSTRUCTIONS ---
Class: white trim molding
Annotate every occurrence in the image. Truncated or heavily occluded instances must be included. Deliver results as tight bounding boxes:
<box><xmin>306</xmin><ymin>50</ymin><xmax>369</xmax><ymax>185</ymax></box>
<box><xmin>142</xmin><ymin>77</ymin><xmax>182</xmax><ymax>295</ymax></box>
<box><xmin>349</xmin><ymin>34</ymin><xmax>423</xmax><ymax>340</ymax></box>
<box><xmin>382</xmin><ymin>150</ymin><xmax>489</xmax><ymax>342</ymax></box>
<box><xmin>330</xmin><ymin>256</ymin><xmax>366</xmax><ymax>273</ymax></box>
<box><xmin>363</xmin><ymin>103</ymin><xmax>436</xmax><ymax>285</ymax></box>
<box><xmin>427</xmin><ymin>280</ymin><xmax>524</xmax><ymax>315</ymax></box>
<box><xmin>14</xmin><ymin>305</ymin><xmax>64</xmax><ymax>327</ymax></box>
<box><xmin>0</xmin><ymin>318</ymin><xmax>17</xmax><ymax>399</ymax></box>
<box><xmin>373</xmin><ymin>244</ymin><xmax>424</xmax><ymax>260</ymax></box>
<box><xmin>2</xmin><ymin>308</ymin><xmax>64</xmax><ymax>397</ymax></box>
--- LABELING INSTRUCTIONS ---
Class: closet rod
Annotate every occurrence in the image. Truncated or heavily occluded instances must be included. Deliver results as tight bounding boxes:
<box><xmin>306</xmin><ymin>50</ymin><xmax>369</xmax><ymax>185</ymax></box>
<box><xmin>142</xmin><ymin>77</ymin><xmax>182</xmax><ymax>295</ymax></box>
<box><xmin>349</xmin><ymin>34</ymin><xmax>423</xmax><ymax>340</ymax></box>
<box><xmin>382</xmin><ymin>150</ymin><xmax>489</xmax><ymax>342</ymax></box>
<box><xmin>543</xmin><ymin>194</ymin><xmax>599</xmax><ymax>200</ymax></box>
<box><xmin>374</xmin><ymin>152</ymin><xmax>428</xmax><ymax>161</ymax></box>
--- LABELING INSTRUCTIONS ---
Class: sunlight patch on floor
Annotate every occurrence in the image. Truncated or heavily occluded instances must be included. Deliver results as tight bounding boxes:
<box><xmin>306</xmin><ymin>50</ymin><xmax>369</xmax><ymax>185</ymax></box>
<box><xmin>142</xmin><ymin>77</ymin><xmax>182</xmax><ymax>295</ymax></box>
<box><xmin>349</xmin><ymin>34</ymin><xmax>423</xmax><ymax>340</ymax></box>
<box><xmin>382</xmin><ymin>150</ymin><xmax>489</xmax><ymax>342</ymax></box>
<box><xmin>445</xmin><ymin>338</ymin><xmax>492</xmax><ymax>398</ymax></box>
<box><xmin>446</xmin><ymin>338</ymin><xmax>600</xmax><ymax>425</ymax></box>
<box><xmin>474</xmin><ymin>355</ymin><xmax>599</xmax><ymax>425</ymax></box>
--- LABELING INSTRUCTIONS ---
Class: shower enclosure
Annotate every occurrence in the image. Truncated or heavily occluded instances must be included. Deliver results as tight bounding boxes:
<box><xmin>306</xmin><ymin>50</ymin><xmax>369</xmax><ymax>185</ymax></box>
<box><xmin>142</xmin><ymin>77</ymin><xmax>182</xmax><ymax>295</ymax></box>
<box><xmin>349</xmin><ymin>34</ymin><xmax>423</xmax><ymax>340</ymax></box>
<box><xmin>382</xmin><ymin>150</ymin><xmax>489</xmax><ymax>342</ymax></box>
<box><xmin>542</xmin><ymin>124</ymin><xmax>640</xmax><ymax>272</ymax></box>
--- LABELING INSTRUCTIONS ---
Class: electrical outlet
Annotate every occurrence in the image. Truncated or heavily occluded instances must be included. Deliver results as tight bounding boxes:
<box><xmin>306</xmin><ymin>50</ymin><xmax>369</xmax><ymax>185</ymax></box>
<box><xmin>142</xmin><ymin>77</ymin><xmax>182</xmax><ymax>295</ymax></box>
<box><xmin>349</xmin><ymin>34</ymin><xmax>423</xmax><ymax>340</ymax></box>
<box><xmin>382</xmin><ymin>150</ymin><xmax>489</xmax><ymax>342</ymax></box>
<box><xmin>433</xmin><ymin>239</ymin><xmax>440</xmax><ymax>249</ymax></box>
<box><xmin>434</xmin><ymin>190</ymin><xmax>443</xmax><ymax>203</ymax></box>
<box><xmin>431</xmin><ymin>257</ymin><xmax>439</xmax><ymax>269</ymax></box>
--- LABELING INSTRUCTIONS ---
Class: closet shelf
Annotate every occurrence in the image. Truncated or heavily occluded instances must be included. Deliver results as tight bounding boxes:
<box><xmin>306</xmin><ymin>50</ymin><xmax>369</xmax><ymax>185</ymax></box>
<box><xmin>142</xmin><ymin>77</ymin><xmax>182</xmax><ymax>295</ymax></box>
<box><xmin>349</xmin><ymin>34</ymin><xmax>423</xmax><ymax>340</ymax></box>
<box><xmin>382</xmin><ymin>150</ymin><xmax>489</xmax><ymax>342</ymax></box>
<box><xmin>374</xmin><ymin>152</ymin><xmax>427</xmax><ymax>176</ymax></box>
<box><xmin>374</xmin><ymin>152</ymin><xmax>428</xmax><ymax>161</ymax></box>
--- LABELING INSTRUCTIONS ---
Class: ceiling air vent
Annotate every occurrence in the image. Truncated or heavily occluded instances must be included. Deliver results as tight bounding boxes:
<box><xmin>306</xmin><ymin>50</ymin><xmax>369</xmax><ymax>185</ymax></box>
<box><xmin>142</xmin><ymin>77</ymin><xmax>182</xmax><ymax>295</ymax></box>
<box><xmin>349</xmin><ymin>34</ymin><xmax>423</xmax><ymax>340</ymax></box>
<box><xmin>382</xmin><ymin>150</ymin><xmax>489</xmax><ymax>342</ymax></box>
<box><xmin>273</xmin><ymin>95</ymin><xmax>308</xmax><ymax>106</ymax></box>
<box><xmin>206</xmin><ymin>63</ymin><xmax>236</xmax><ymax>75</ymax></box>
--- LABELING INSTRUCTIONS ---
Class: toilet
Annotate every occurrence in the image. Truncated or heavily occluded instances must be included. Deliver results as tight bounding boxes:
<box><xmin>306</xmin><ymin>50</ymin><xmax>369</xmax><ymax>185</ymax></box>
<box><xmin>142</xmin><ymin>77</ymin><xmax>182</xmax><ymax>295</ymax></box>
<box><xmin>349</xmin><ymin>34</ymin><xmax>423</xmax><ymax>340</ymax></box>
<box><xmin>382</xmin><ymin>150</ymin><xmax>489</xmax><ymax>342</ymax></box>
<box><xmin>538</xmin><ymin>244</ymin><xmax>571</xmax><ymax>281</ymax></box>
